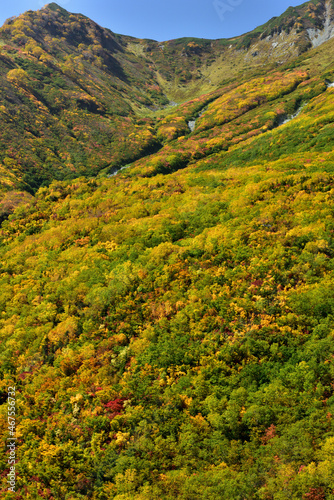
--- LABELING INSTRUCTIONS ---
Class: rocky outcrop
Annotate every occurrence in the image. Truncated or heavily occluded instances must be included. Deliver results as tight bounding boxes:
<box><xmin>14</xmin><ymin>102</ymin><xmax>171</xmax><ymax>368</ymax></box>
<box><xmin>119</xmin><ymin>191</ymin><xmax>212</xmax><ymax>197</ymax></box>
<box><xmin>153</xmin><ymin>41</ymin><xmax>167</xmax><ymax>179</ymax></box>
<box><xmin>307</xmin><ymin>0</ymin><xmax>334</xmax><ymax>47</ymax></box>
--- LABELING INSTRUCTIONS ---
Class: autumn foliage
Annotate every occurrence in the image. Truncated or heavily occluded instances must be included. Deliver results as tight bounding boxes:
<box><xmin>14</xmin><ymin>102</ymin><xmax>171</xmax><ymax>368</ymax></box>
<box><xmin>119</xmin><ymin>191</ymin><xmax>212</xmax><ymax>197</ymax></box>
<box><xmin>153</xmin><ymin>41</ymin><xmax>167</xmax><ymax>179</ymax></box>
<box><xmin>0</xmin><ymin>2</ymin><xmax>334</xmax><ymax>499</ymax></box>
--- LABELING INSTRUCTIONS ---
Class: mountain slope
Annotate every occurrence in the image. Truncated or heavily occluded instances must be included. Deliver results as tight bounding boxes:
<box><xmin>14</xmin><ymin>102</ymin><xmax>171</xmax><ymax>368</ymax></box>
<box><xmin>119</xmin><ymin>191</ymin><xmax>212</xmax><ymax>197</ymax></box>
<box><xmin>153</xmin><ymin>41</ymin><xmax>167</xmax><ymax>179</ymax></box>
<box><xmin>0</xmin><ymin>2</ymin><xmax>334</xmax><ymax>499</ymax></box>
<box><xmin>0</xmin><ymin>3</ymin><xmax>166</xmax><ymax>196</ymax></box>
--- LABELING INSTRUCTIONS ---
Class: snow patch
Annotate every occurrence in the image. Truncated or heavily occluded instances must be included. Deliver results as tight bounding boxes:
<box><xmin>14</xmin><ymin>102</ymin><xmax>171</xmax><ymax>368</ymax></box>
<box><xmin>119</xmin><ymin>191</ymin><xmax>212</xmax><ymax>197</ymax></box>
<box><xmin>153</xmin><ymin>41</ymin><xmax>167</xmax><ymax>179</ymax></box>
<box><xmin>279</xmin><ymin>104</ymin><xmax>306</xmax><ymax>126</ymax></box>
<box><xmin>187</xmin><ymin>106</ymin><xmax>209</xmax><ymax>133</ymax></box>
<box><xmin>188</xmin><ymin>120</ymin><xmax>196</xmax><ymax>132</ymax></box>
<box><xmin>108</xmin><ymin>165</ymin><xmax>130</xmax><ymax>177</ymax></box>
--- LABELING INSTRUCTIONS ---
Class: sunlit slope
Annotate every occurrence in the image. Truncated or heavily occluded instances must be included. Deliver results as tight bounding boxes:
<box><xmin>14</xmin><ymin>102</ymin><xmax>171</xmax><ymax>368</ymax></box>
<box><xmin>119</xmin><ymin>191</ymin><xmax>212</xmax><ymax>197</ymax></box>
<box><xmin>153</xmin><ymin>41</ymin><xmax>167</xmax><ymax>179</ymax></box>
<box><xmin>129</xmin><ymin>35</ymin><xmax>334</xmax><ymax>178</ymax></box>
<box><xmin>0</xmin><ymin>25</ymin><xmax>334</xmax><ymax>499</ymax></box>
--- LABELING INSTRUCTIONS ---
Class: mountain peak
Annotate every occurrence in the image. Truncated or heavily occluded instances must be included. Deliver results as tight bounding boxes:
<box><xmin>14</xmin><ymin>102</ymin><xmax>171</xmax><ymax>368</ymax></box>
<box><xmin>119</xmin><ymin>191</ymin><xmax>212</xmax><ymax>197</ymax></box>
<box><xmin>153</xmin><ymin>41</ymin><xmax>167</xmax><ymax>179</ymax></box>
<box><xmin>42</xmin><ymin>2</ymin><xmax>70</xmax><ymax>16</ymax></box>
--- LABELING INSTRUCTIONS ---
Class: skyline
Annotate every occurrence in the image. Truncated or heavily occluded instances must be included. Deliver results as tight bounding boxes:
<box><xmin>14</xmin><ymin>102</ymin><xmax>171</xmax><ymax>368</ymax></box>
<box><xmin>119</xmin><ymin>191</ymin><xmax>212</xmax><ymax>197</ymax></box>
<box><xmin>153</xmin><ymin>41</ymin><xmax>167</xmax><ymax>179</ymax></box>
<box><xmin>0</xmin><ymin>0</ymin><xmax>308</xmax><ymax>41</ymax></box>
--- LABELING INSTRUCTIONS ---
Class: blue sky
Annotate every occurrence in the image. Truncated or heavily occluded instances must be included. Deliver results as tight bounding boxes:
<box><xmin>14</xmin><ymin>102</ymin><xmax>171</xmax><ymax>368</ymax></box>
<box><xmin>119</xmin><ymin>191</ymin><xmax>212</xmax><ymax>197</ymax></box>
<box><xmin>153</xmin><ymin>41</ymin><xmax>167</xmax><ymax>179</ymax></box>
<box><xmin>1</xmin><ymin>0</ymin><xmax>306</xmax><ymax>41</ymax></box>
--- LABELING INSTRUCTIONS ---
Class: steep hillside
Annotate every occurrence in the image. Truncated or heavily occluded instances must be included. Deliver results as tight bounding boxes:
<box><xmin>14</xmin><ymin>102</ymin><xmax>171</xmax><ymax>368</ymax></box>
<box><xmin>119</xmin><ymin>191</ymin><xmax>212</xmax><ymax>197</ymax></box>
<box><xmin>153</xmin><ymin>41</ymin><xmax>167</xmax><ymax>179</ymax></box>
<box><xmin>0</xmin><ymin>3</ymin><xmax>166</xmax><ymax>199</ymax></box>
<box><xmin>1</xmin><ymin>2</ymin><xmax>334</xmax><ymax>499</ymax></box>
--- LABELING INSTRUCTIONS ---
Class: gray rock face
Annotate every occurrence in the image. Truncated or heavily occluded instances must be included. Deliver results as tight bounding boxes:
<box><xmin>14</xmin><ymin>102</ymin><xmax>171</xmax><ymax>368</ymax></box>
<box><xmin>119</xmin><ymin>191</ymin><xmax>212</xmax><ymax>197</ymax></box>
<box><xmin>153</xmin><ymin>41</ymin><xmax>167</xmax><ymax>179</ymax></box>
<box><xmin>307</xmin><ymin>0</ymin><xmax>334</xmax><ymax>48</ymax></box>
